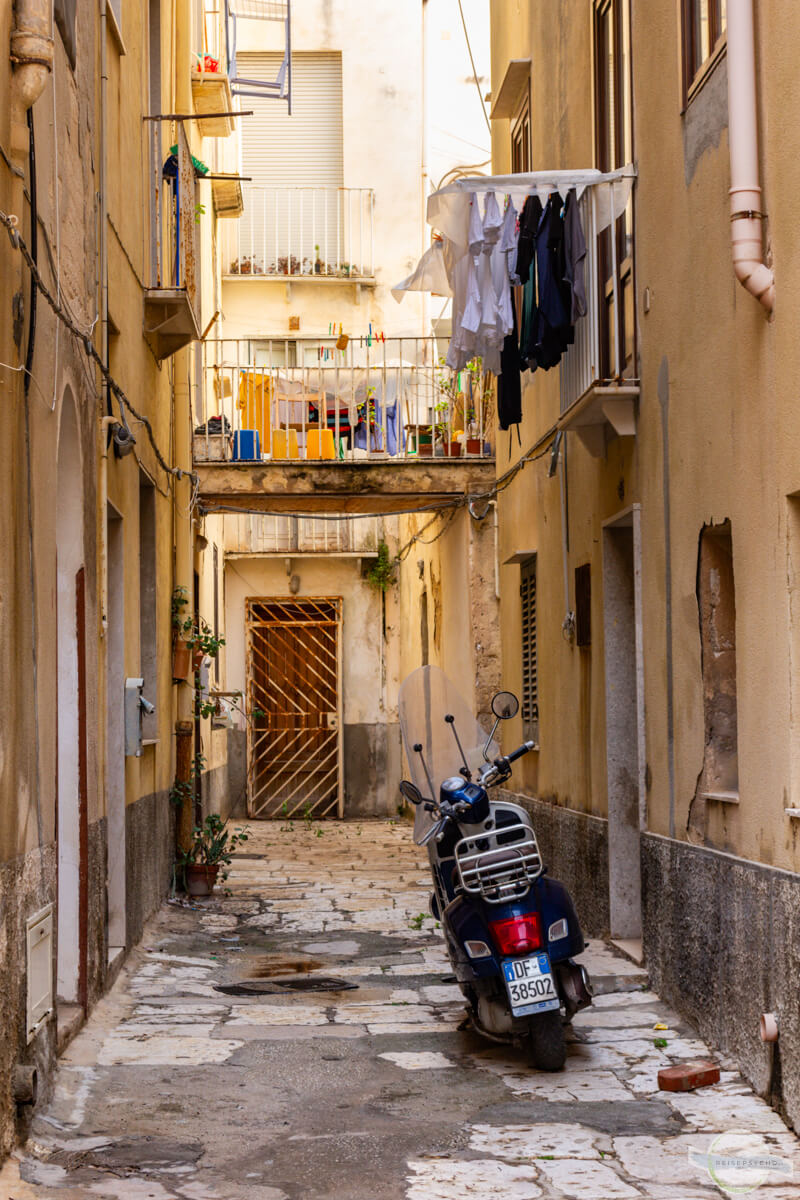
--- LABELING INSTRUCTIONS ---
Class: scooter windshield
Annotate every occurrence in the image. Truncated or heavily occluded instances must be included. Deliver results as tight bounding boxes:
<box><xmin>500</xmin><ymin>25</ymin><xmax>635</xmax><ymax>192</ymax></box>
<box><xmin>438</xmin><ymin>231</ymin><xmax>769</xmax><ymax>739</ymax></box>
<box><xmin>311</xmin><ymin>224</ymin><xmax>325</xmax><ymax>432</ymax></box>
<box><xmin>398</xmin><ymin>665</ymin><xmax>499</xmax><ymax>844</ymax></box>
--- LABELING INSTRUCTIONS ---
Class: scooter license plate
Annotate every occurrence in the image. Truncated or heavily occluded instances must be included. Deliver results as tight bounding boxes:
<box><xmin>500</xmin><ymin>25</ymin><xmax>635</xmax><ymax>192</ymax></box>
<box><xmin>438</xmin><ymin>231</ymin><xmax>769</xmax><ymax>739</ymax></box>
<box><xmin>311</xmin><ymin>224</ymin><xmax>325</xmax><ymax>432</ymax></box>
<box><xmin>502</xmin><ymin>953</ymin><xmax>560</xmax><ymax>1016</ymax></box>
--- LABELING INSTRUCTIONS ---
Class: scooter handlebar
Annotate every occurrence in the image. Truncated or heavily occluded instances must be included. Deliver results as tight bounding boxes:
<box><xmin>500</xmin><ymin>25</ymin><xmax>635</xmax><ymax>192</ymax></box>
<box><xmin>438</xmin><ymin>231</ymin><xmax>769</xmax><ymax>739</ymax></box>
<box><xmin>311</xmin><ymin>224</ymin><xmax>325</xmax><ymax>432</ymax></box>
<box><xmin>503</xmin><ymin>740</ymin><xmax>537</xmax><ymax>765</ymax></box>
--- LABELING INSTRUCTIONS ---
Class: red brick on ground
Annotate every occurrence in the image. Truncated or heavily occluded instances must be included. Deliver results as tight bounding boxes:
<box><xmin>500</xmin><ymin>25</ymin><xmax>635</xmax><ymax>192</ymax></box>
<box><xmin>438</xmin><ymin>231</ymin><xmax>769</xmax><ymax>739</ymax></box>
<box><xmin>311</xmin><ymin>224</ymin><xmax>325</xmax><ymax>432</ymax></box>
<box><xmin>657</xmin><ymin>1060</ymin><xmax>721</xmax><ymax>1092</ymax></box>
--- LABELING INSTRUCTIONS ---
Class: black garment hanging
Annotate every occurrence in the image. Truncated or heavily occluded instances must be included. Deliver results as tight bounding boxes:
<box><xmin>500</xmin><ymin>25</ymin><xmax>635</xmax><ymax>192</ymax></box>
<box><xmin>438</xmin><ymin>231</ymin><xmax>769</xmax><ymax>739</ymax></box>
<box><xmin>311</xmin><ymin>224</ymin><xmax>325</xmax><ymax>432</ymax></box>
<box><xmin>497</xmin><ymin>300</ymin><xmax>522</xmax><ymax>431</ymax></box>
<box><xmin>520</xmin><ymin>193</ymin><xmax>574</xmax><ymax>371</ymax></box>
<box><xmin>515</xmin><ymin>194</ymin><xmax>542</xmax><ymax>287</ymax></box>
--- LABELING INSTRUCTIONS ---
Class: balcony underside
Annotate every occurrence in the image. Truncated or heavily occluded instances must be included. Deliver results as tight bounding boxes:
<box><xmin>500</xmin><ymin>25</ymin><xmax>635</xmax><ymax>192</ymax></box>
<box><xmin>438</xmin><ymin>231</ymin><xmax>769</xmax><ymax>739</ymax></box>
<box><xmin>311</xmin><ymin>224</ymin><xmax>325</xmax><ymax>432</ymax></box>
<box><xmin>558</xmin><ymin>384</ymin><xmax>639</xmax><ymax>457</ymax></box>
<box><xmin>195</xmin><ymin>459</ymin><xmax>496</xmax><ymax>515</ymax></box>
<box><xmin>144</xmin><ymin>289</ymin><xmax>201</xmax><ymax>360</ymax></box>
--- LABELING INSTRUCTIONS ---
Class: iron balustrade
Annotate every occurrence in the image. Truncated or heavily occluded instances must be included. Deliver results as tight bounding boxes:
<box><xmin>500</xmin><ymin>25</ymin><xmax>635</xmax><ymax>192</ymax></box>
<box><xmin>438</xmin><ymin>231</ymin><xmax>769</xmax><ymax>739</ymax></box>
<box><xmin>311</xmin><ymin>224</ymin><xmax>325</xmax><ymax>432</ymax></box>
<box><xmin>222</xmin><ymin>185</ymin><xmax>375</xmax><ymax>280</ymax></box>
<box><xmin>196</xmin><ymin>336</ymin><xmax>495</xmax><ymax>465</ymax></box>
<box><xmin>147</xmin><ymin>120</ymin><xmax>200</xmax><ymax>318</ymax></box>
<box><xmin>224</xmin><ymin>514</ymin><xmax>380</xmax><ymax>555</ymax></box>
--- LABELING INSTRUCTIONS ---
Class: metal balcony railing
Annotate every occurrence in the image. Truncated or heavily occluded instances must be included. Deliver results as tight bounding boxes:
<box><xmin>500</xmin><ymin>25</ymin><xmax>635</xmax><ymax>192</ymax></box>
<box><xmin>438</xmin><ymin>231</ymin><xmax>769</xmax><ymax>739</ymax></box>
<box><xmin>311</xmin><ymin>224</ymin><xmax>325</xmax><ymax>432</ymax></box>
<box><xmin>559</xmin><ymin>185</ymin><xmax>635</xmax><ymax>414</ymax></box>
<box><xmin>222</xmin><ymin>186</ymin><xmax>375</xmax><ymax>279</ymax></box>
<box><xmin>195</xmin><ymin>337</ymin><xmax>495</xmax><ymax>464</ymax></box>
<box><xmin>224</xmin><ymin>514</ymin><xmax>380</xmax><ymax>555</ymax></box>
<box><xmin>148</xmin><ymin>121</ymin><xmax>199</xmax><ymax>304</ymax></box>
<box><xmin>144</xmin><ymin>121</ymin><xmax>200</xmax><ymax>357</ymax></box>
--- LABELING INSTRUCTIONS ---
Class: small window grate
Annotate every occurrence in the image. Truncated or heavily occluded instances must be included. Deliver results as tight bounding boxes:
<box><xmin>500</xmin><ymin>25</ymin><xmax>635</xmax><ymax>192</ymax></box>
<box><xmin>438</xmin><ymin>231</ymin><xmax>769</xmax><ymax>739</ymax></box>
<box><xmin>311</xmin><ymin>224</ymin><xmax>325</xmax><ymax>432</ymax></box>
<box><xmin>520</xmin><ymin>556</ymin><xmax>539</xmax><ymax>744</ymax></box>
<box><xmin>575</xmin><ymin>563</ymin><xmax>591</xmax><ymax>648</ymax></box>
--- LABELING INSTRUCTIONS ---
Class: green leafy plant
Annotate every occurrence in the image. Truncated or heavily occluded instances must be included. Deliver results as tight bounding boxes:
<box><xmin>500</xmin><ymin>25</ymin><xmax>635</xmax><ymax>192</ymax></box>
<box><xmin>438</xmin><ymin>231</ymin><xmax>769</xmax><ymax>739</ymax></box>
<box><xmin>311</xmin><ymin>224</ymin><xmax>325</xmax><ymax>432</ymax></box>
<box><xmin>409</xmin><ymin>913</ymin><xmax>428</xmax><ymax>930</ymax></box>
<box><xmin>170</xmin><ymin>751</ymin><xmax>205</xmax><ymax>808</ymax></box>
<box><xmin>172</xmin><ymin>586</ymin><xmax>225</xmax><ymax>660</ymax></box>
<box><xmin>178</xmin><ymin>812</ymin><xmax>250</xmax><ymax>883</ymax></box>
<box><xmin>435</xmin><ymin>355</ymin><xmax>491</xmax><ymax>442</ymax></box>
<box><xmin>366</xmin><ymin>540</ymin><xmax>397</xmax><ymax>593</ymax></box>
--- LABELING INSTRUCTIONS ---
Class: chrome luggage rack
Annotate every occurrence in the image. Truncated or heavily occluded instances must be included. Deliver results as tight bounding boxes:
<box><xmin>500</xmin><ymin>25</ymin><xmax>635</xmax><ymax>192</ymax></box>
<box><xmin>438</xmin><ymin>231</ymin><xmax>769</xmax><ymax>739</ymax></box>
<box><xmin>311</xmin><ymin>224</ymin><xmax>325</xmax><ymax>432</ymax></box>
<box><xmin>454</xmin><ymin>822</ymin><xmax>543</xmax><ymax>903</ymax></box>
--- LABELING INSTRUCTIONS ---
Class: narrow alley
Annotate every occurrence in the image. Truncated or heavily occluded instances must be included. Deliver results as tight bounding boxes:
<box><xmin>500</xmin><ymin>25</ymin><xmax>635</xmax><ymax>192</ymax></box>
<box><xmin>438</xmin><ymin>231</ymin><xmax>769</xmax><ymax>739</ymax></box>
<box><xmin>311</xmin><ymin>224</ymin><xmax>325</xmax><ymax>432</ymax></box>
<box><xmin>3</xmin><ymin>821</ymin><xmax>797</xmax><ymax>1200</ymax></box>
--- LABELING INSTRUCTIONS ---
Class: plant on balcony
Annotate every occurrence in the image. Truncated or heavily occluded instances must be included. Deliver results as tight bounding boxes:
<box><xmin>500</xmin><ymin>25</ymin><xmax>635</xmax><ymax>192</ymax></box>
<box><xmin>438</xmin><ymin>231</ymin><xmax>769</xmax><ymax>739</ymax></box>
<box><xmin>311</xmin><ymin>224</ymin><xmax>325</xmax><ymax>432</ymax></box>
<box><xmin>230</xmin><ymin>255</ymin><xmax>264</xmax><ymax>275</ymax></box>
<box><xmin>273</xmin><ymin>254</ymin><xmax>303</xmax><ymax>276</ymax></box>
<box><xmin>178</xmin><ymin>812</ymin><xmax>250</xmax><ymax>897</ymax></box>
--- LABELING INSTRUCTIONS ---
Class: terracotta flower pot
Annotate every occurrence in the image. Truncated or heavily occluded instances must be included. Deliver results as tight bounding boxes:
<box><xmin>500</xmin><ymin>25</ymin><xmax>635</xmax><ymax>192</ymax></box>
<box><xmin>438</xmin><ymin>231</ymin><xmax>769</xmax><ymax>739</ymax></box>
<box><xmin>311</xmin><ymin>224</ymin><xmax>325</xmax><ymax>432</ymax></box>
<box><xmin>192</xmin><ymin>646</ymin><xmax>205</xmax><ymax>671</ymax></box>
<box><xmin>172</xmin><ymin>640</ymin><xmax>192</xmax><ymax>682</ymax></box>
<box><xmin>444</xmin><ymin>441</ymin><xmax>462</xmax><ymax>457</ymax></box>
<box><xmin>184</xmin><ymin>863</ymin><xmax>220</xmax><ymax>897</ymax></box>
<box><xmin>417</xmin><ymin>443</ymin><xmax>434</xmax><ymax>457</ymax></box>
<box><xmin>466</xmin><ymin>438</ymin><xmax>482</xmax><ymax>455</ymax></box>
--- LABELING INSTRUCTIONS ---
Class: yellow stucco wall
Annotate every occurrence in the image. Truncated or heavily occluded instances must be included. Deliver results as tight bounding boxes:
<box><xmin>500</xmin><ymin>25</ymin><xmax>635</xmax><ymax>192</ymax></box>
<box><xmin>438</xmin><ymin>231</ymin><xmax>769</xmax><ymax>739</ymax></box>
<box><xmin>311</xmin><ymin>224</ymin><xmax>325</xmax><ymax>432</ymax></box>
<box><xmin>486</xmin><ymin>0</ymin><xmax>800</xmax><ymax>875</ymax></box>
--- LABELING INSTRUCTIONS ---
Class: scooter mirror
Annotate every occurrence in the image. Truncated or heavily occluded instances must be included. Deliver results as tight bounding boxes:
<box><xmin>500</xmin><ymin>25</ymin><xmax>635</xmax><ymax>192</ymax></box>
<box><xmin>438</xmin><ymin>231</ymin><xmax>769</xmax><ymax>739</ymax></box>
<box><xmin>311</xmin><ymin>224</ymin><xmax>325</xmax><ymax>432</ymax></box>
<box><xmin>399</xmin><ymin>780</ymin><xmax>424</xmax><ymax>806</ymax></box>
<box><xmin>491</xmin><ymin>691</ymin><xmax>519</xmax><ymax>720</ymax></box>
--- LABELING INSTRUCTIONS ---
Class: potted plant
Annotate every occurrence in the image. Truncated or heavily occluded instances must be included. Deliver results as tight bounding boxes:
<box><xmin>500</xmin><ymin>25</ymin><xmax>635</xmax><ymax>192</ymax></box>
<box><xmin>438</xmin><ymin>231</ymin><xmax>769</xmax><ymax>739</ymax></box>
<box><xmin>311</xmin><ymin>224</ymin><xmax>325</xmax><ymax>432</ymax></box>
<box><xmin>173</xmin><ymin>587</ymin><xmax>225</xmax><ymax>678</ymax></box>
<box><xmin>179</xmin><ymin>813</ymin><xmax>250</xmax><ymax>897</ymax></box>
<box><xmin>172</xmin><ymin>587</ymin><xmax>192</xmax><ymax>681</ymax></box>
<box><xmin>414</xmin><ymin>424</ymin><xmax>435</xmax><ymax>456</ymax></box>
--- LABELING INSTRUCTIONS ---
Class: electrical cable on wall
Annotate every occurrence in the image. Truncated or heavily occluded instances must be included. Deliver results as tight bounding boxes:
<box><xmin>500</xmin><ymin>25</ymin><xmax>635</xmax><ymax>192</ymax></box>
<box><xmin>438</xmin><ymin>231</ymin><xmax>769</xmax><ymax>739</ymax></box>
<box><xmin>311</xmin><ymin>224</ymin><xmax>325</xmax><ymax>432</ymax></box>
<box><xmin>0</xmin><ymin>208</ymin><xmax>196</xmax><ymax>488</ymax></box>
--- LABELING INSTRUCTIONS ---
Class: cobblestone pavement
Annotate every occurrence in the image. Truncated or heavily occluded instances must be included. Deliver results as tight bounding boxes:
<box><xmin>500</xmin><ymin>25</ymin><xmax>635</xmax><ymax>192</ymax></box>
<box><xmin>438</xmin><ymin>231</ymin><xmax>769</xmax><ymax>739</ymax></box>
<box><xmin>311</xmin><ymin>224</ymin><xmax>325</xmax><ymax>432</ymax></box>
<box><xmin>3</xmin><ymin>820</ymin><xmax>798</xmax><ymax>1199</ymax></box>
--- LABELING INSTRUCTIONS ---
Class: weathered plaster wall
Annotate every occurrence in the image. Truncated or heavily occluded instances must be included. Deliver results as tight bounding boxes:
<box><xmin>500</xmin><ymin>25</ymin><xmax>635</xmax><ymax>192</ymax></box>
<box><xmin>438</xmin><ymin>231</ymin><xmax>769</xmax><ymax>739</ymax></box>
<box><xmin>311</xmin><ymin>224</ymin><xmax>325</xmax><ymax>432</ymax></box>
<box><xmin>487</xmin><ymin>0</ymin><xmax>637</xmax><ymax>830</ymax></box>
<box><xmin>643</xmin><ymin>835</ymin><xmax>800</xmax><ymax>1131</ymax></box>
<box><xmin>397</xmin><ymin>507</ymin><xmax>501</xmax><ymax>739</ymax></box>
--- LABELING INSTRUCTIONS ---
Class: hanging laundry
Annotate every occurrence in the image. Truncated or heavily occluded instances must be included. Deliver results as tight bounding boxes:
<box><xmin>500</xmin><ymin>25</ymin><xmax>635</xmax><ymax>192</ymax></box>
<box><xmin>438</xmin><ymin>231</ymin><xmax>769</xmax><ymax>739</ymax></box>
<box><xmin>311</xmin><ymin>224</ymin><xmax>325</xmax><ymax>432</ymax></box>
<box><xmin>563</xmin><ymin>188</ymin><xmax>587</xmax><ymax>322</ymax></box>
<box><xmin>520</xmin><ymin>193</ymin><xmax>574</xmax><ymax>372</ymax></box>
<box><xmin>392</xmin><ymin>172</ymin><xmax>602</xmax><ymax>390</ymax></box>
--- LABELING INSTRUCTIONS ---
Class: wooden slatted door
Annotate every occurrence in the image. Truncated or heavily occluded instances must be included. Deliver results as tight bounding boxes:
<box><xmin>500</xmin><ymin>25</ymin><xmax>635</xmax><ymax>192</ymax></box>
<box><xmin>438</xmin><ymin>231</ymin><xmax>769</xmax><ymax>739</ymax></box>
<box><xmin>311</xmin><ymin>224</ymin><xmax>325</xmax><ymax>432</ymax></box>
<box><xmin>246</xmin><ymin>597</ymin><xmax>343</xmax><ymax>819</ymax></box>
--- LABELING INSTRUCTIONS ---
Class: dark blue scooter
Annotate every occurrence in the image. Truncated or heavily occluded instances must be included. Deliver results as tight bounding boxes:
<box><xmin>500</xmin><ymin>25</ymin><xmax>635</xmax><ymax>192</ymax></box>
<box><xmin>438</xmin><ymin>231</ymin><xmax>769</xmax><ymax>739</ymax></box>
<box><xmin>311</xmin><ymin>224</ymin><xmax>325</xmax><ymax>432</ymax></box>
<box><xmin>399</xmin><ymin>666</ymin><xmax>592</xmax><ymax>1069</ymax></box>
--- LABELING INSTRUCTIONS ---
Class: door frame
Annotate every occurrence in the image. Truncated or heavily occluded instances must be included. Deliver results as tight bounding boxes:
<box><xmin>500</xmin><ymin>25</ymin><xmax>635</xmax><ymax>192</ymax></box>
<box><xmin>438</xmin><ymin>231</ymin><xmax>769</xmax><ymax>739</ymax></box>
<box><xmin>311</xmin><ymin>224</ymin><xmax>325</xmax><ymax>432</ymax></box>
<box><xmin>245</xmin><ymin>595</ymin><xmax>344</xmax><ymax>818</ymax></box>
<box><xmin>601</xmin><ymin>503</ymin><xmax>646</xmax><ymax>940</ymax></box>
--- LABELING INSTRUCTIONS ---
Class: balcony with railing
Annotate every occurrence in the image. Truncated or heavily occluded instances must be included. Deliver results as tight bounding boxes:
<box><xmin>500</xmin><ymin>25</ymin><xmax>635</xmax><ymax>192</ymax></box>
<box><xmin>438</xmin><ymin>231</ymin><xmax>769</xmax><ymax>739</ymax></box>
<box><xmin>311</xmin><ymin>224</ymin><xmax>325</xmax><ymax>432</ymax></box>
<box><xmin>144</xmin><ymin>122</ymin><xmax>201</xmax><ymax>360</ymax></box>
<box><xmin>224</xmin><ymin>514</ymin><xmax>381</xmax><ymax>556</ymax></box>
<box><xmin>557</xmin><ymin>177</ymin><xmax>639</xmax><ymax>456</ymax></box>
<box><xmin>194</xmin><ymin>337</ymin><xmax>496</xmax><ymax>514</ymax></box>
<box><xmin>221</xmin><ymin>186</ymin><xmax>375</xmax><ymax>284</ymax></box>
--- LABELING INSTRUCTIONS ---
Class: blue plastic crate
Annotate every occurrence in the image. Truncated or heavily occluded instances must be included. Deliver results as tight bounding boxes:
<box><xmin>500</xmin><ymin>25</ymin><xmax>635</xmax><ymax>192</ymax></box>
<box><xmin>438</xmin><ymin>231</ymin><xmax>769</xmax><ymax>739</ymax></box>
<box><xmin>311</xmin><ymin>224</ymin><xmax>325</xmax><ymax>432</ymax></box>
<box><xmin>233</xmin><ymin>430</ymin><xmax>260</xmax><ymax>460</ymax></box>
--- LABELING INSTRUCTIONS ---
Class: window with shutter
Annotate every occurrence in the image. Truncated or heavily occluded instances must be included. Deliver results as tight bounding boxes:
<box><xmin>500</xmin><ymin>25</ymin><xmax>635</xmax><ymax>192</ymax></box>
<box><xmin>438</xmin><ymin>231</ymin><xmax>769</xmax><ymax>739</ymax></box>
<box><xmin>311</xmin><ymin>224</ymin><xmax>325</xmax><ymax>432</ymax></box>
<box><xmin>520</xmin><ymin>556</ymin><xmax>539</xmax><ymax>745</ymax></box>
<box><xmin>237</xmin><ymin>53</ymin><xmax>344</xmax><ymax>274</ymax></box>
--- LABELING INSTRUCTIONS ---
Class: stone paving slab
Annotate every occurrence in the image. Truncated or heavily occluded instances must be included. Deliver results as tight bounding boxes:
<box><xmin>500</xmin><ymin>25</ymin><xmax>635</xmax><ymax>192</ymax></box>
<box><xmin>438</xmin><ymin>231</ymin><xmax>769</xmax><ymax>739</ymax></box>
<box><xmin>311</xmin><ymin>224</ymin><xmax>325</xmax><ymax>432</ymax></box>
<box><xmin>2</xmin><ymin>819</ymin><xmax>798</xmax><ymax>1199</ymax></box>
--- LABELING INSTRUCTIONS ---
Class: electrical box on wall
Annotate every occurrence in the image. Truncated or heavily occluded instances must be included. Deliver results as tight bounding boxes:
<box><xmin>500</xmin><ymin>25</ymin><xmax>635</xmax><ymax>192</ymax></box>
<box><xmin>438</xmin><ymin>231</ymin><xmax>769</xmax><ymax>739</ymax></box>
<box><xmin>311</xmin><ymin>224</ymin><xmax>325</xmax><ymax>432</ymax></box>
<box><xmin>124</xmin><ymin>677</ymin><xmax>156</xmax><ymax>757</ymax></box>
<box><xmin>26</xmin><ymin>905</ymin><xmax>53</xmax><ymax>1042</ymax></box>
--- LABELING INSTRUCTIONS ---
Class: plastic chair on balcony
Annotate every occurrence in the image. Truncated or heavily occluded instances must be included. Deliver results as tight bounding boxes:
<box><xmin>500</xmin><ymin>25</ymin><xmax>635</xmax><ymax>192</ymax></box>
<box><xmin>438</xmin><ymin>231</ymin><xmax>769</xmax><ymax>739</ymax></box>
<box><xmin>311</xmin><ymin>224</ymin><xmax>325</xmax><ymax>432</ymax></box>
<box><xmin>271</xmin><ymin>428</ymin><xmax>299</xmax><ymax>459</ymax></box>
<box><xmin>225</xmin><ymin>0</ymin><xmax>292</xmax><ymax>108</ymax></box>
<box><xmin>306</xmin><ymin>429</ymin><xmax>336</xmax><ymax>460</ymax></box>
<box><xmin>237</xmin><ymin>371</ymin><xmax>272</xmax><ymax>454</ymax></box>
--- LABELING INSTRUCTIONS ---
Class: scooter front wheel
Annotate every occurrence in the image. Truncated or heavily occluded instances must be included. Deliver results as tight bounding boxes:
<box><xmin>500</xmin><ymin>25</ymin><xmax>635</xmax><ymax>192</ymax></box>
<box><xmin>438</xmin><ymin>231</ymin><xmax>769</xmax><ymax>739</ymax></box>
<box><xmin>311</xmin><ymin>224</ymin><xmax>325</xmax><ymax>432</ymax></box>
<box><xmin>525</xmin><ymin>1010</ymin><xmax>566</xmax><ymax>1071</ymax></box>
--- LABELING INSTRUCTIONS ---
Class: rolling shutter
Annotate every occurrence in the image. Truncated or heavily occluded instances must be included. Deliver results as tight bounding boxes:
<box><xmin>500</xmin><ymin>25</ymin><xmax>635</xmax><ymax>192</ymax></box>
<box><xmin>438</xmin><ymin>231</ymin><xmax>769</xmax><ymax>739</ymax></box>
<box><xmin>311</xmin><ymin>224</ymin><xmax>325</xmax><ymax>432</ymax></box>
<box><xmin>239</xmin><ymin>53</ymin><xmax>343</xmax><ymax>185</ymax></box>
<box><xmin>520</xmin><ymin>557</ymin><xmax>539</xmax><ymax>744</ymax></box>
<box><xmin>237</xmin><ymin>53</ymin><xmax>344</xmax><ymax>273</ymax></box>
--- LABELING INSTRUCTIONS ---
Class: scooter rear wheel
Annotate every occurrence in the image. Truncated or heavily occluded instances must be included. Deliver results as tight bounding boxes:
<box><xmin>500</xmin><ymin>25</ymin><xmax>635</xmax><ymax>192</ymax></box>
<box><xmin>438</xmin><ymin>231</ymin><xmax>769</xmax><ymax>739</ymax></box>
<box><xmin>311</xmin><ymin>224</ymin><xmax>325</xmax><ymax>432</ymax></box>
<box><xmin>525</xmin><ymin>1010</ymin><xmax>566</xmax><ymax>1071</ymax></box>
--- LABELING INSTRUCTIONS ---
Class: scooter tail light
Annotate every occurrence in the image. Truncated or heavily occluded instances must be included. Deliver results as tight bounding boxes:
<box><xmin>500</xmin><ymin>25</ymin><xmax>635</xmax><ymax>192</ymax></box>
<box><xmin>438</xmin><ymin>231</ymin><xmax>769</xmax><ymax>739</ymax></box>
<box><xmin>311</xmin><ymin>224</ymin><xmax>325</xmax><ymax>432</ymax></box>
<box><xmin>488</xmin><ymin>913</ymin><xmax>543</xmax><ymax>956</ymax></box>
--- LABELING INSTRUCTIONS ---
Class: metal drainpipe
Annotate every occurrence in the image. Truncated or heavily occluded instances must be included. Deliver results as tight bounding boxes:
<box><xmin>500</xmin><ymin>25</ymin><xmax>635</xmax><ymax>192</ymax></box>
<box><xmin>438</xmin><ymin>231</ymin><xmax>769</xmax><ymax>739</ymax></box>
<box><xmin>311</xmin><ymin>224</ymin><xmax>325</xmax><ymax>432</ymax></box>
<box><xmin>10</xmin><ymin>0</ymin><xmax>53</xmax><ymax>115</ymax></box>
<box><xmin>421</xmin><ymin>0</ymin><xmax>430</xmax><ymax>338</ymax></box>
<box><xmin>726</xmin><ymin>0</ymin><xmax>774</xmax><ymax>313</ymax></box>
<box><xmin>99</xmin><ymin>0</ymin><xmax>110</xmax><ymax>636</ymax></box>
<box><xmin>174</xmin><ymin>0</ymin><xmax>196</xmax><ymax>852</ymax></box>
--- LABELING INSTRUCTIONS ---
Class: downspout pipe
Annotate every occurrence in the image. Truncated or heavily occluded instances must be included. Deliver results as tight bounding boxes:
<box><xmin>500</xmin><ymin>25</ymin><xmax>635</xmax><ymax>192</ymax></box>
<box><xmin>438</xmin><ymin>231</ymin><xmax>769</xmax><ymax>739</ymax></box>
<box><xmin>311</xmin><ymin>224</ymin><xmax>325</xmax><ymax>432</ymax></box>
<box><xmin>726</xmin><ymin>0</ymin><xmax>774</xmax><ymax>313</ymax></box>
<box><xmin>10</xmin><ymin>0</ymin><xmax>53</xmax><ymax>117</ymax></box>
